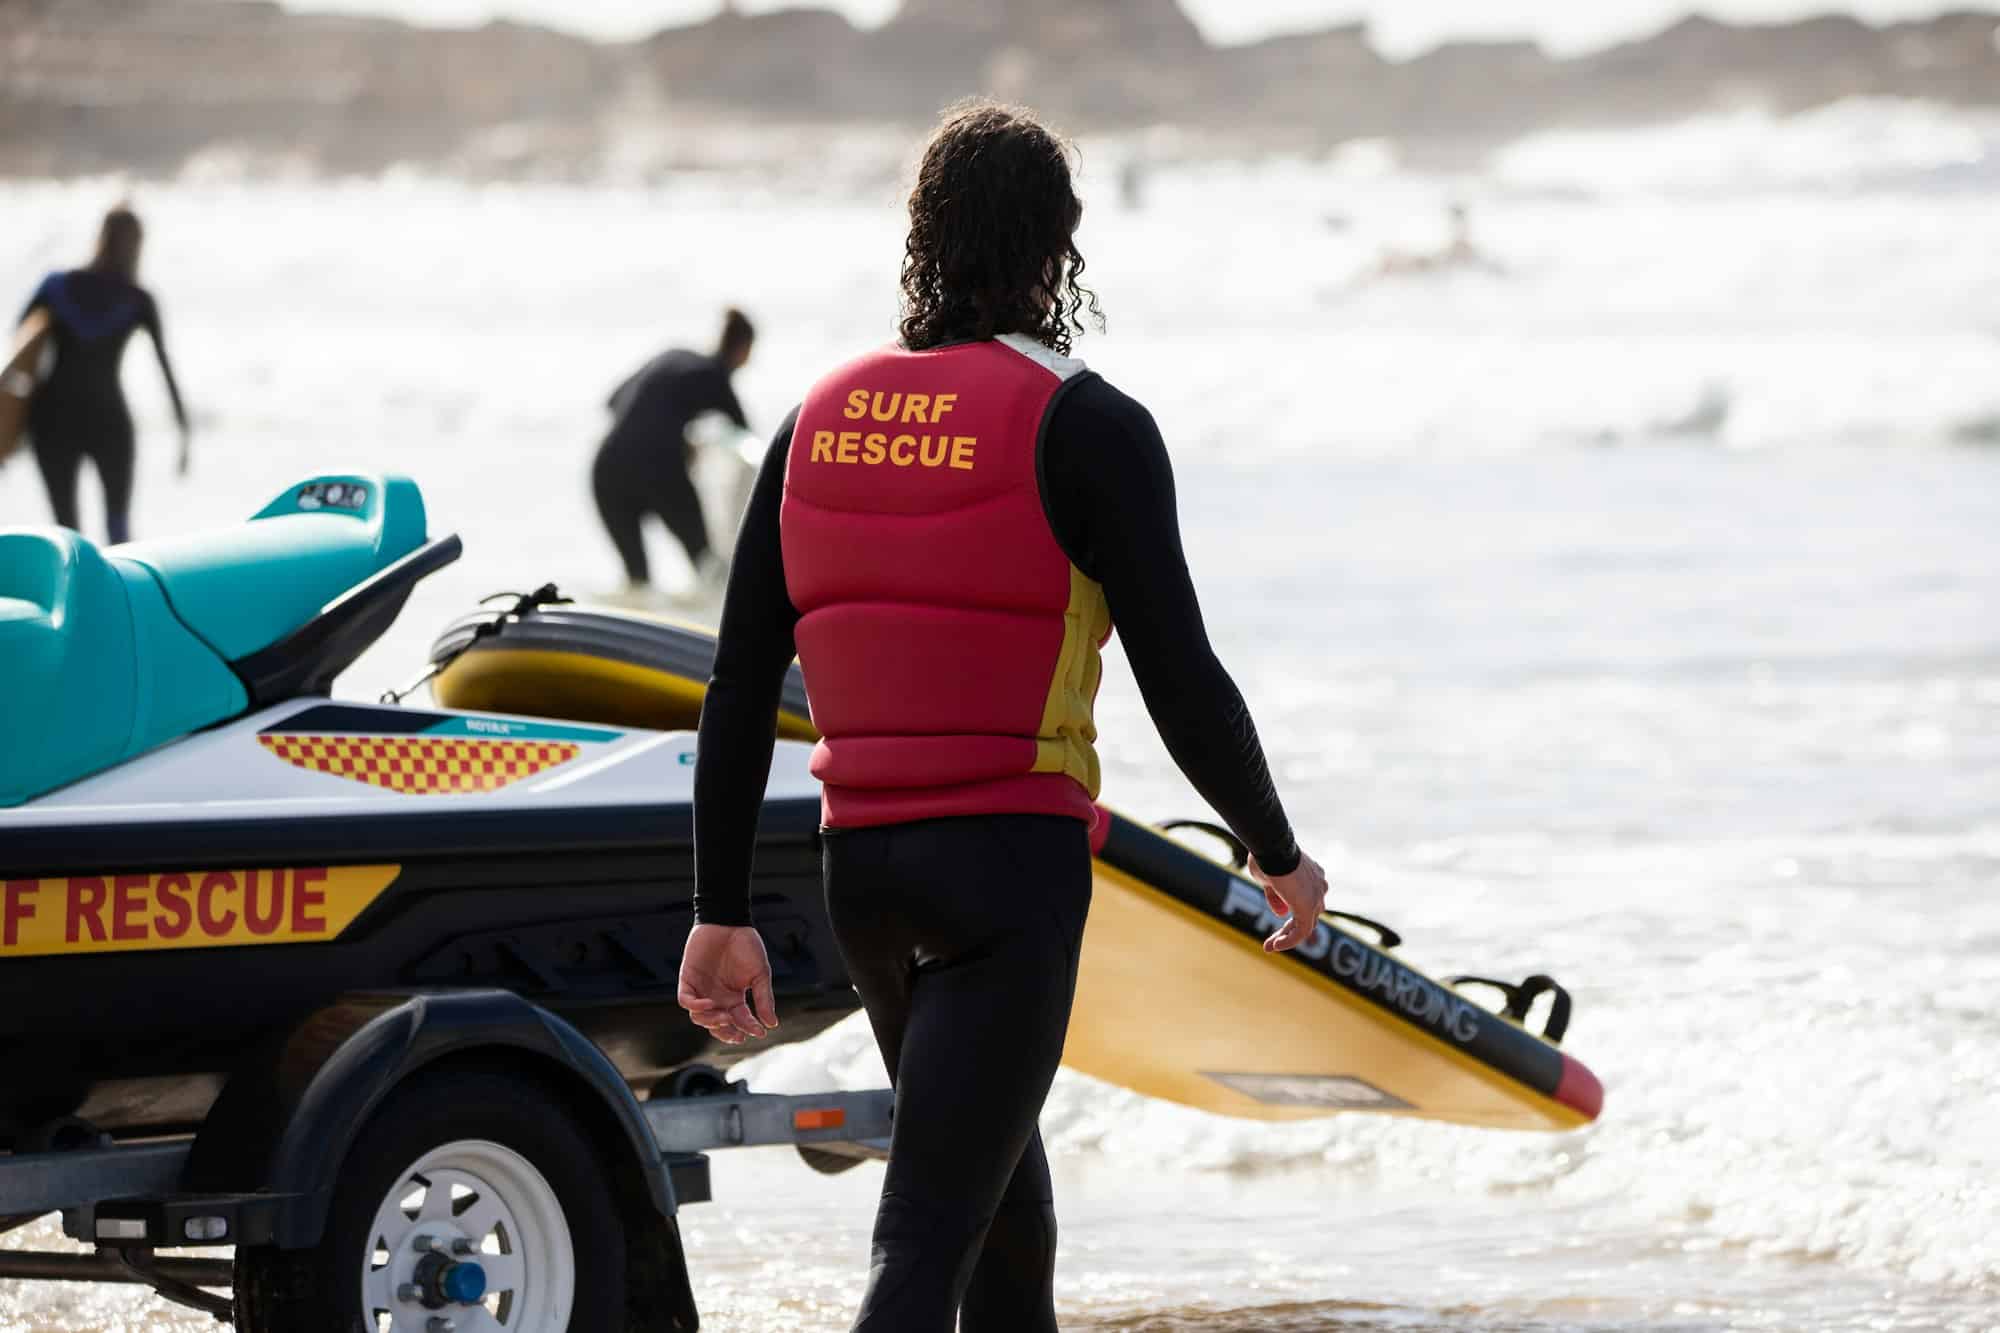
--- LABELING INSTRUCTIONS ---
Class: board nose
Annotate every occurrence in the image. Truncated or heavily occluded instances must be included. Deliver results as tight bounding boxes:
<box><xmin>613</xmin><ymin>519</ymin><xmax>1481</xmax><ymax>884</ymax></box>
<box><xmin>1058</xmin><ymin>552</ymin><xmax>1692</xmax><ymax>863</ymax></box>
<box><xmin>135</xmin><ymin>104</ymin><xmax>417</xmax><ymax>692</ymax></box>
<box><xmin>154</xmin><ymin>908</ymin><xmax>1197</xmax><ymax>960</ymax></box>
<box><xmin>1555</xmin><ymin>1054</ymin><xmax>1605</xmax><ymax>1121</ymax></box>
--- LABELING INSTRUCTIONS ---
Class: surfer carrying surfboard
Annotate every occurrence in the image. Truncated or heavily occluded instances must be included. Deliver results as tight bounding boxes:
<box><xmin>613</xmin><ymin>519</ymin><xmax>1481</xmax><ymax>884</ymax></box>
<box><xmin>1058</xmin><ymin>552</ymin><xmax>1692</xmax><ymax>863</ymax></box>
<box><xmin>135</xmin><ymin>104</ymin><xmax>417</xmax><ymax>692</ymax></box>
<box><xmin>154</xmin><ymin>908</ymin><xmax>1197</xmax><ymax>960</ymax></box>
<box><xmin>591</xmin><ymin>307</ymin><xmax>755</xmax><ymax>604</ymax></box>
<box><xmin>11</xmin><ymin>205</ymin><xmax>190</xmax><ymax>544</ymax></box>
<box><xmin>680</xmin><ymin>100</ymin><xmax>1330</xmax><ymax>1331</ymax></box>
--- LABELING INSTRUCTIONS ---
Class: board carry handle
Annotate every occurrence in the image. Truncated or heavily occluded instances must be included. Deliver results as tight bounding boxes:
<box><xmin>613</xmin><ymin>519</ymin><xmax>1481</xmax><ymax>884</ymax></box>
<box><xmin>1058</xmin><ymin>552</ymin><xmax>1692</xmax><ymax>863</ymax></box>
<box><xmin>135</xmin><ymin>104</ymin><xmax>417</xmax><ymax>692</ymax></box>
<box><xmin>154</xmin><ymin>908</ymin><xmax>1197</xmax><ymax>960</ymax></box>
<box><xmin>1156</xmin><ymin>818</ymin><xmax>1250</xmax><ymax>870</ymax></box>
<box><xmin>1448</xmin><ymin>974</ymin><xmax>1573</xmax><ymax>1044</ymax></box>
<box><xmin>1155</xmin><ymin>819</ymin><xmax>1405</xmax><ymax>949</ymax></box>
<box><xmin>1321</xmin><ymin>910</ymin><xmax>1401</xmax><ymax>950</ymax></box>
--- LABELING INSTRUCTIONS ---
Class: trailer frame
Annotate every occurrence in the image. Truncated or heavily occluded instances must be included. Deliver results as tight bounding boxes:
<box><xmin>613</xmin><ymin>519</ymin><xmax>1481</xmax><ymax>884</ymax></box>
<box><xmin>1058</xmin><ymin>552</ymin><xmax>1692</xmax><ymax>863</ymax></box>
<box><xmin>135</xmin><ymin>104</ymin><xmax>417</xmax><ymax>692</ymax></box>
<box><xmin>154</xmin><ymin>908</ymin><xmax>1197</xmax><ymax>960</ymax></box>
<box><xmin>0</xmin><ymin>989</ymin><xmax>892</xmax><ymax>1330</ymax></box>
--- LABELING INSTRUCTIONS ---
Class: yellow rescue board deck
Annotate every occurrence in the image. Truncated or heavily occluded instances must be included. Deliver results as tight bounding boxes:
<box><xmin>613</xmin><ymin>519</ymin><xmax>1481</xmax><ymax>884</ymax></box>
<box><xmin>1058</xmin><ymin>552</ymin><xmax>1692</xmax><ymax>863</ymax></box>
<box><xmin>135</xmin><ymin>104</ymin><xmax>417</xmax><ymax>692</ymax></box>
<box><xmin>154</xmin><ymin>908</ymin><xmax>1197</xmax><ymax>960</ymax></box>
<box><xmin>431</xmin><ymin>600</ymin><xmax>1603</xmax><ymax>1132</ymax></box>
<box><xmin>1080</xmin><ymin>814</ymin><xmax>1598</xmax><ymax>1130</ymax></box>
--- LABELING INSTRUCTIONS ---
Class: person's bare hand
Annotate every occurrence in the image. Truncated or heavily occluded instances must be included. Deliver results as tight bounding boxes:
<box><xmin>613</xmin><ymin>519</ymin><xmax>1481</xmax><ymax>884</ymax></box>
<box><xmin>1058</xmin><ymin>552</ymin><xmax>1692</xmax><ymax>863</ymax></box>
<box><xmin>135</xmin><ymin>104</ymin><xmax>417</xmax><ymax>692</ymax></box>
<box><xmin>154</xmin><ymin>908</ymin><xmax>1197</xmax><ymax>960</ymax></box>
<box><xmin>677</xmin><ymin>923</ymin><xmax>778</xmax><ymax>1045</ymax></box>
<box><xmin>1249</xmin><ymin>849</ymin><xmax>1328</xmax><ymax>952</ymax></box>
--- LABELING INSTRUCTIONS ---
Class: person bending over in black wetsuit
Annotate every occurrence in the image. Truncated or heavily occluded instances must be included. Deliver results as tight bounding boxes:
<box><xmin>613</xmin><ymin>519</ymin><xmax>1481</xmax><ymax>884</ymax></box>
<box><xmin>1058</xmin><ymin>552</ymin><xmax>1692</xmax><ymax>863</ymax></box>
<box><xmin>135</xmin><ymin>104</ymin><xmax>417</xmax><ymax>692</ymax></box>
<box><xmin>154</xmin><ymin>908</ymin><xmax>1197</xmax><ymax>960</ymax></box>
<box><xmin>679</xmin><ymin>101</ymin><xmax>1331</xmax><ymax>1332</ymax></box>
<box><xmin>592</xmin><ymin>308</ymin><xmax>753</xmax><ymax>602</ymax></box>
<box><xmin>16</xmin><ymin>205</ymin><xmax>190</xmax><ymax>544</ymax></box>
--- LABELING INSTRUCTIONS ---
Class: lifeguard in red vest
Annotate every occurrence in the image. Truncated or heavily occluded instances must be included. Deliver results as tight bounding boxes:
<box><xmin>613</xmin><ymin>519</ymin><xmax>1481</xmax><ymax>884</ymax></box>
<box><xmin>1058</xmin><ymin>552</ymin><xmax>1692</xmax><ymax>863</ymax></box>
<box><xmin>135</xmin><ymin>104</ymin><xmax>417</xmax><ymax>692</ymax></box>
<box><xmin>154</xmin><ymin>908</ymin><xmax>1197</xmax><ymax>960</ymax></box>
<box><xmin>784</xmin><ymin>337</ymin><xmax>1111</xmax><ymax>830</ymax></box>
<box><xmin>680</xmin><ymin>101</ymin><xmax>1329</xmax><ymax>1332</ymax></box>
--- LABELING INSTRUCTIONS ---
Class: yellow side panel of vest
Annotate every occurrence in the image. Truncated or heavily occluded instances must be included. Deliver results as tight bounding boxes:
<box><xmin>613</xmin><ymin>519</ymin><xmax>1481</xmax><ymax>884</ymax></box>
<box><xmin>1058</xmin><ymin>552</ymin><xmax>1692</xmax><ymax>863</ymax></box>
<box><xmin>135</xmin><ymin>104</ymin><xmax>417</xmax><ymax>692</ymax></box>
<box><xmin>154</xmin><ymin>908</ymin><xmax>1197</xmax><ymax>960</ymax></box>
<box><xmin>1032</xmin><ymin>563</ymin><xmax>1110</xmax><ymax>796</ymax></box>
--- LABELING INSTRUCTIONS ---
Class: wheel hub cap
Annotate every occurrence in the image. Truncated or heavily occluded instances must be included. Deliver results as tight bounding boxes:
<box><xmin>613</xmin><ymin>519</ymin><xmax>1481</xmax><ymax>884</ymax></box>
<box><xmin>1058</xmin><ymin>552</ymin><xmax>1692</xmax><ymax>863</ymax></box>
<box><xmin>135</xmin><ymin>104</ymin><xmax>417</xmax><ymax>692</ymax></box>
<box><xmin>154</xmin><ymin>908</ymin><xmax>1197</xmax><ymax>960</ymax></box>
<box><xmin>362</xmin><ymin>1139</ymin><xmax>574</xmax><ymax>1331</ymax></box>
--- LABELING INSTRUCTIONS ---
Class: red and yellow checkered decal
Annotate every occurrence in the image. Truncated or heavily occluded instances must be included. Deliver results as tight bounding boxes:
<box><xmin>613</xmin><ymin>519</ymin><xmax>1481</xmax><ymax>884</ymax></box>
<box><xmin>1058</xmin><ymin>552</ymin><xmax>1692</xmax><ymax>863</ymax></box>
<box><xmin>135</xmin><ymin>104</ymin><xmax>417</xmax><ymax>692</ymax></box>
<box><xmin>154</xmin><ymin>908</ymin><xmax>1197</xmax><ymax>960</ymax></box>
<box><xmin>258</xmin><ymin>734</ymin><xmax>580</xmax><ymax>795</ymax></box>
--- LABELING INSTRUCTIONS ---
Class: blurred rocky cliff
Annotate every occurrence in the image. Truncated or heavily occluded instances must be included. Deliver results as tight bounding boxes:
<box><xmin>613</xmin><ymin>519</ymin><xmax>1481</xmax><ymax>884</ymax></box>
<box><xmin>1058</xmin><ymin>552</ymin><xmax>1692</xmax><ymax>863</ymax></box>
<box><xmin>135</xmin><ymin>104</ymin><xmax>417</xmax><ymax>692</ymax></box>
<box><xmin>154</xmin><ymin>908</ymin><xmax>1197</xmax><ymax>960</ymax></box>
<box><xmin>4</xmin><ymin>0</ymin><xmax>1998</xmax><ymax>176</ymax></box>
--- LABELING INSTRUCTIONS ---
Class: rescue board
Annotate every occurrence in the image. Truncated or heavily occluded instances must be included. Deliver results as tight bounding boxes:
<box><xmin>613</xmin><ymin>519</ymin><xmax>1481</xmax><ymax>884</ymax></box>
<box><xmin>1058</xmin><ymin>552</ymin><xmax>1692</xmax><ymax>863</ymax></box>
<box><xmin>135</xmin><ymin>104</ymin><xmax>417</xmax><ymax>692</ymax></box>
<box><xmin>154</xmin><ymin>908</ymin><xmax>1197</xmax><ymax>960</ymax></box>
<box><xmin>430</xmin><ymin>601</ymin><xmax>1604</xmax><ymax>1132</ymax></box>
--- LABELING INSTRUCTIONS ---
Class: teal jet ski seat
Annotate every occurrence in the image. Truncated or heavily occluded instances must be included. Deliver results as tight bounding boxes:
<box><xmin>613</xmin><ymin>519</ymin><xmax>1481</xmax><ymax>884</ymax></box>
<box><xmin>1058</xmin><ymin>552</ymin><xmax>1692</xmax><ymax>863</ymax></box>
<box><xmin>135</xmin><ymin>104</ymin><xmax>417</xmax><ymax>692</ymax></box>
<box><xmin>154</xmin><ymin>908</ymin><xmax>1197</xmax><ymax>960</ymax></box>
<box><xmin>0</xmin><ymin>528</ymin><xmax>247</xmax><ymax>807</ymax></box>
<box><xmin>117</xmin><ymin>475</ymin><xmax>429</xmax><ymax>661</ymax></box>
<box><xmin>0</xmin><ymin>473</ymin><xmax>455</xmax><ymax>807</ymax></box>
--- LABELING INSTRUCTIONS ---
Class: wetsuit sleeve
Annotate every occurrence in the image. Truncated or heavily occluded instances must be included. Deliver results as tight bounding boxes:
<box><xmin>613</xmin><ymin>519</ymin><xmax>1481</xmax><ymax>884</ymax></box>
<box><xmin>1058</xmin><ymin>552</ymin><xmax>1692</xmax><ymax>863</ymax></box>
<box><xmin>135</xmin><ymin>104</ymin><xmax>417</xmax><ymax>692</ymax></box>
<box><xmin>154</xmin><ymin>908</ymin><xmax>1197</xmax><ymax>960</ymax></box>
<box><xmin>140</xmin><ymin>293</ymin><xmax>188</xmax><ymax>431</ymax></box>
<box><xmin>607</xmin><ymin>369</ymin><xmax>640</xmax><ymax>413</ymax></box>
<box><xmin>711</xmin><ymin>368</ymin><xmax>749</xmax><ymax>432</ymax></box>
<box><xmin>692</xmin><ymin>407</ymin><xmax>803</xmax><ymax>926</ymax></box>
<box><xmin>1044</xmin><ymin>378</ymin><xmax>1301</xmax><ymax>876</ymax></box>
<box><xmin>18</xmin><ymin>274</ymin><xmax>55</xmax><ymax>324</ymax></box>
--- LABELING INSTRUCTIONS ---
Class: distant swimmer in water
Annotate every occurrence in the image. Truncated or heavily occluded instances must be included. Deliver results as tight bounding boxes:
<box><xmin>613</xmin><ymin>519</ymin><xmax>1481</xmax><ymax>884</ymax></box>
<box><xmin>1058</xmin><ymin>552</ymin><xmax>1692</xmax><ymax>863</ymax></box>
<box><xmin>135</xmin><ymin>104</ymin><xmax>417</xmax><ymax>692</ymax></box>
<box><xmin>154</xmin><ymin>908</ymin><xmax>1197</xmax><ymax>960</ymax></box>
<box><xmin>14</xmin><ymin>205</ymin><xmax>191</xmax><ymax>544</ymax></box>
<box><xmin>592</xmin><ymin>308</ymin><xmax>754</xmax><ymax>604</ymax></box>
<box><xmin>1359</xmin><ymin>201</ymin><xmax>1506</xmax><ymax>284</ymax></box>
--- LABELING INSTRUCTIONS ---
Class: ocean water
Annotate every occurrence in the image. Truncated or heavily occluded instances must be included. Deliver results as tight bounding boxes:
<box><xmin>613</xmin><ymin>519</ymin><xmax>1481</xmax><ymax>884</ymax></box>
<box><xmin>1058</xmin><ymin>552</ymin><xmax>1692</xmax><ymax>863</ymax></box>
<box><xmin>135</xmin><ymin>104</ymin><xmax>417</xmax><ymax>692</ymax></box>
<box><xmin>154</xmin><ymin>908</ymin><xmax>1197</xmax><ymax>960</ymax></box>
<box><xmin>2</xmin><ymin>100</ymin><xmax>1998</xmax><ymax>1331</ymax></box>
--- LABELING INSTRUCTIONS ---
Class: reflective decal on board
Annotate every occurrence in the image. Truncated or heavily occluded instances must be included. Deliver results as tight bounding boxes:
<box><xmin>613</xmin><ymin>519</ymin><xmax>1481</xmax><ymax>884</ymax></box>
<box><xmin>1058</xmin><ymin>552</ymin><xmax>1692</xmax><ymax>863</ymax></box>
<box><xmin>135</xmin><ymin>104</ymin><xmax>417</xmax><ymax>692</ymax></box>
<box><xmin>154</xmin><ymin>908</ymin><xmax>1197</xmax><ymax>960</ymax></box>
<box><xmin>2</xmin><ymin>865</ymin><xmax>399</xmax><ymax>958</ymax></box>
<box><xmin>1202</xmin><ymin>1072</ymin><xmax>1413</xmax><ymax>1111</ymax></box>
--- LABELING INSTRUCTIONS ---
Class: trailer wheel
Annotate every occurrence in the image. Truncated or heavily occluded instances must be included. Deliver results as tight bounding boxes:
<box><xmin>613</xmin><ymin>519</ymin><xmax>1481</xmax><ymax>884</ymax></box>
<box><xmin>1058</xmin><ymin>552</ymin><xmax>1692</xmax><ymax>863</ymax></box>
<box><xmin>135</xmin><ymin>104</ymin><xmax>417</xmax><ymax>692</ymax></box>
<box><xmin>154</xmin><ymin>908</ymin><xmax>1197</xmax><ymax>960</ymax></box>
<box><xmin>235</xmin><ymin>1067</ymin><xmax>624</xmax><ymax>1333</ymax></box>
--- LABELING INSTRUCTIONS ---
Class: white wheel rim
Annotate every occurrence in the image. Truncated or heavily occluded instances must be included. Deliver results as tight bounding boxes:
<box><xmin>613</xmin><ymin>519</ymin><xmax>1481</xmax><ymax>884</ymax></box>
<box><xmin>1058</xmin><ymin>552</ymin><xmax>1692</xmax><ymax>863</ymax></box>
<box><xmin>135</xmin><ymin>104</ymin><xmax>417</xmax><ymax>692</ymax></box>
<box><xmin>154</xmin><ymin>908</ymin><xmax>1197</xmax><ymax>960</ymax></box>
<box><xmin>359</xmin><ymin>1138</ymin><xmax>575</xmax><ymax>1332</ymax></box>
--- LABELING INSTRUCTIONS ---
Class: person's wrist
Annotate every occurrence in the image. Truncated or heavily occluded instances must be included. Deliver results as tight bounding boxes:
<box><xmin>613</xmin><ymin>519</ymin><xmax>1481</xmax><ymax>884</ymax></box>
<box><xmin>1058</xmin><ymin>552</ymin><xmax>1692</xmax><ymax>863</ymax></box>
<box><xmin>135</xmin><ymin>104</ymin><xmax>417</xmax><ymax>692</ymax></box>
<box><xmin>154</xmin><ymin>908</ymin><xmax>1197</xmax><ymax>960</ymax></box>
<box><xmin>1259</xmin><ymin>841</ymin><xmax>1301</xmax><ymax>878</ymax></box>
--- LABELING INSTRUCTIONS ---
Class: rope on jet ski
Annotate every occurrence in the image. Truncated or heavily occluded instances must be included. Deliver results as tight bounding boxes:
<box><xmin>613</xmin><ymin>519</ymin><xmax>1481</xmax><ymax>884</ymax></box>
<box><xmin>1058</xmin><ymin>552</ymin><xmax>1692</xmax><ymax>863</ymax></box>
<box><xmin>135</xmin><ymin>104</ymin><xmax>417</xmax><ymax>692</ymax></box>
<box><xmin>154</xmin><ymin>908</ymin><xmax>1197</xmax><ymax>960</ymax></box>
<box><xmin>380</xmin><ymin>583</ymin><xmax>572</xmax><ymax>704</ymax></box>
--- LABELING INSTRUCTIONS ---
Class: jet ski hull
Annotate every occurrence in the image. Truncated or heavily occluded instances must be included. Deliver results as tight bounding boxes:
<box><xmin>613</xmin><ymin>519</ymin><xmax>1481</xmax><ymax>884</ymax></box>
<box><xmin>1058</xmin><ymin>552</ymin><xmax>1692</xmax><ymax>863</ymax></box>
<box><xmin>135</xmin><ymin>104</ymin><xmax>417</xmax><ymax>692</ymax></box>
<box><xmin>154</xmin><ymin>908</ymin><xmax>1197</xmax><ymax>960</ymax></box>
<box><xmin>0</xmin><ymin>698</ymin><xmax>855</xmax><ymax>1149</ymax></box>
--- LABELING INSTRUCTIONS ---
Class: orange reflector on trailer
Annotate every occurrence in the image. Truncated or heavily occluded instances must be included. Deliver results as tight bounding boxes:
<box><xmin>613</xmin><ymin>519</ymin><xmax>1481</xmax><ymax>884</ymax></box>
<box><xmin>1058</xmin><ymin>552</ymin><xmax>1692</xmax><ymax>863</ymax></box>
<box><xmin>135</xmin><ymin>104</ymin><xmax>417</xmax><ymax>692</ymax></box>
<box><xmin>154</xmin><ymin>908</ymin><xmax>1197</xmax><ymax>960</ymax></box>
<box><xmin>794</xmin><ymin>1107</ymin><xmax>845</xmax><ymax>1131</ymax></box>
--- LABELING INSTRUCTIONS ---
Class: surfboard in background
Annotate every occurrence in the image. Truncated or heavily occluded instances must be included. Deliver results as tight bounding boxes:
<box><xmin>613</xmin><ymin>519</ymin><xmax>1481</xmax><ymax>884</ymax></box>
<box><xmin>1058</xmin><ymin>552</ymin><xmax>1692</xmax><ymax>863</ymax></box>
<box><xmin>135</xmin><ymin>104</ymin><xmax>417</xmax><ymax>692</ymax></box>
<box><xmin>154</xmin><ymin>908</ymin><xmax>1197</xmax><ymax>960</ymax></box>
<box><xmin>0</xmin><ymin>308</ymin><xmax>51</xmax><ymax>467</ymax></box>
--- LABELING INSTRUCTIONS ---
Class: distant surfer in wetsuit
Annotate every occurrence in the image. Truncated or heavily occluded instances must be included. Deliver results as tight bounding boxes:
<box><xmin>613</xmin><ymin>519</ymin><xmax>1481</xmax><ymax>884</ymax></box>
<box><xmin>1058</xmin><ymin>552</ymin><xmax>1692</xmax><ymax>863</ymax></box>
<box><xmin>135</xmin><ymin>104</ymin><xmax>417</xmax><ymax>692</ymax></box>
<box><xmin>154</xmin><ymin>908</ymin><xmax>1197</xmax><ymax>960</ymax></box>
<box><xmin>680</xmin><ymin>101</ymin><xmax>1330</xmax><ymax>1331</ymax></box>
<box><xmin>15</xmin><ymin>205</ymin><xmax>190</xmax><ymax>544</ymax></box>
<box><xmin>592</xmin><ymin>308</ymin><xmax>754</xmax><ymax>602</ymax></box>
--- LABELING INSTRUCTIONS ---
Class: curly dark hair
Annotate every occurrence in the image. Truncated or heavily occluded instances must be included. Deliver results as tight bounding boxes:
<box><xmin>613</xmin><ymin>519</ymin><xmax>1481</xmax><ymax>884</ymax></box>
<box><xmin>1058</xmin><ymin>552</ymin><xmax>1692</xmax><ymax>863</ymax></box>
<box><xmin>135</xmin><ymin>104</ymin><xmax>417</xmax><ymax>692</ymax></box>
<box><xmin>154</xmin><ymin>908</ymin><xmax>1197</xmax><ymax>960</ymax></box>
<box><xmin>899</xmin><ymin>101</ymin><xmax>1103</xmax><ymax>356</ymax></box>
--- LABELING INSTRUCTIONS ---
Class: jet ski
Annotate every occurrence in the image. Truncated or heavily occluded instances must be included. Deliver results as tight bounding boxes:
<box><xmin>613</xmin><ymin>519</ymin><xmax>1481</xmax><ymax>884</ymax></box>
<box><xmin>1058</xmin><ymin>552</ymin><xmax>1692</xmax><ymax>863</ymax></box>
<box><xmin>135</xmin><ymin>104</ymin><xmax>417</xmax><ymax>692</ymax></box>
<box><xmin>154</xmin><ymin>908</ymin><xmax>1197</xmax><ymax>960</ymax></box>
<box><xmin>0</xmin><ymin>474</ymin><xmax>859</xmax><ymax>1151</ymax></box>
<box><xmin>429</xmin><ymin>598</ymin><xmax>1605</xmax><ymax>1132</ymax></box>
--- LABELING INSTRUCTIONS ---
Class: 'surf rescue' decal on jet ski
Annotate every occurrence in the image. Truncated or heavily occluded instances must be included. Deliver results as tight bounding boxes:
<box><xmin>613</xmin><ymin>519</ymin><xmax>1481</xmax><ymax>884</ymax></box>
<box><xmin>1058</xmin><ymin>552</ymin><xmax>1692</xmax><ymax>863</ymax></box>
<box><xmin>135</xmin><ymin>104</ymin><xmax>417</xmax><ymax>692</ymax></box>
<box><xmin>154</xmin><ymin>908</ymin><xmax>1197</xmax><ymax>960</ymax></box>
<box><xmin>1</xmin><ymin>865</ymin><xmax>399</xmax><ymax>958</ymax></box>
<box><xmin>258</xmin><ymin>734</ymin><xmax>579</xmax><ymax>794</ymax></box>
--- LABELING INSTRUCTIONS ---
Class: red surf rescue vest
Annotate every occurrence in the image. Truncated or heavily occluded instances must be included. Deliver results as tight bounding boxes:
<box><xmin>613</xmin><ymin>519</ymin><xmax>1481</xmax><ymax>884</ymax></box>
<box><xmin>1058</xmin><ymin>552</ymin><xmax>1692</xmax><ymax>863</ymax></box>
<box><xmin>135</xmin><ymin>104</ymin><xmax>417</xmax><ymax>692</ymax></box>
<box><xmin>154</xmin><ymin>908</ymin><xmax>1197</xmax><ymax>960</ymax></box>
<box><xmin>781</xmin><ymin>336</ymin><xmax>1113</xmax><ymax>829</ymax></box>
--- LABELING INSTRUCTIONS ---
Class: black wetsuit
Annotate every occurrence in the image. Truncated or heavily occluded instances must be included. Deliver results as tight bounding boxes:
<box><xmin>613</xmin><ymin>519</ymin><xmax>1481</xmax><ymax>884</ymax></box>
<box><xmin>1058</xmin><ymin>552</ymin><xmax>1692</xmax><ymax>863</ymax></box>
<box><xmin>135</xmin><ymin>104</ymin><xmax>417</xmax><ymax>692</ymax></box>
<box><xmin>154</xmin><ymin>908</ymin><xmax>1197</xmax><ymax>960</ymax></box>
<box><xmin>694</xmin><ymin>362</ymin><xmax>1298</xmax><ymax>1331</ymax></box>
<box><xmin>19</xmin><ymin>269</ymin><xmax>185</xmax><ymax>544</ymax></box>
<box><xmin>592</xmin><ymin>348</ymin><xmax>747</xmax><ymax>582</ymax></box>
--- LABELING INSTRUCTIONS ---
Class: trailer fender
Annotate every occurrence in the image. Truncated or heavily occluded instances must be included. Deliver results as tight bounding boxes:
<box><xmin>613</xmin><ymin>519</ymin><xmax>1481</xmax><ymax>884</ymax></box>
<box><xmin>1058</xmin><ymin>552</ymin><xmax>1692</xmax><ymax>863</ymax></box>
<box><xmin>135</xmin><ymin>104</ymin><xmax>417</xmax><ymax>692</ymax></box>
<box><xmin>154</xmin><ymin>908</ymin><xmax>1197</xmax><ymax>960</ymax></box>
<box><xmin>185</xmin><ymin>989</ymin><xmax>674</xmax><ymax>1248</ymax></box>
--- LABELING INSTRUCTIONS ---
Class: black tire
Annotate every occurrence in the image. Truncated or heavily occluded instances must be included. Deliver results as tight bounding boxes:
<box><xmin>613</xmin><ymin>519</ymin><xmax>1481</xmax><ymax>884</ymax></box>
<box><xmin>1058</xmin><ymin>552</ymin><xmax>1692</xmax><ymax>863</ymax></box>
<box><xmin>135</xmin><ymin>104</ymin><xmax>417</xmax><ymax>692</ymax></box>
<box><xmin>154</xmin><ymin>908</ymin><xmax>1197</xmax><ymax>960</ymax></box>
<box><xmin>649</xmin><ymin>1065</ymin><xmax>738</xmax><ymax>1101</ymax></box>
<box><xmin>234</xmin><ymin>1066</ymin><xmax>625</xmax><ymax>1333</ymax></box>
